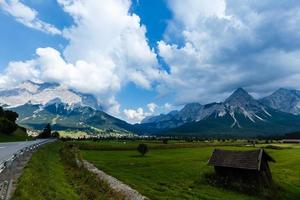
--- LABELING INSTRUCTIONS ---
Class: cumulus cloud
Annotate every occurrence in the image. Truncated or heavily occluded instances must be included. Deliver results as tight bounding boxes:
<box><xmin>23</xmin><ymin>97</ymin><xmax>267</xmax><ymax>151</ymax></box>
<box><xmin>0</xmin><ymin>0</ymin><xmax>163</xmax><ymax>116</ymax></box>
<box><xmin>124</xmin><ymin>102</ymin><xmax>157</xmax><ymax>123</ymax></box>
<box><xmin>163</xmin><ymin>103</ymin><xmax>175</xmax><ymax>111</ymax></box>
<box><xmin>3</xmin><ymin>0</ymin><xmax>300</xmax><ymax>118</ymax></box>
<box><xmin>58</xmin><ymin>0</ymin><xmax>162</xmax><ymax>88</ymax></box>
<box><xmin>158</xmin><ymin>0</ymin><xmax>300</xmax><ymax>103</ymax></box>
<box><xmin>123</xmin><ymin>108</ymin><xmax>148</xmax><ymax>123</ymax></box>
<box><xmin>147</xmin><ymin>102</ymin><xmax>157</xmax><ymax>113</ymax></box>
<box><xmin>0</xmin><ymin>0</ymin><xmax>61</xmax><ymax>35</ymax></box>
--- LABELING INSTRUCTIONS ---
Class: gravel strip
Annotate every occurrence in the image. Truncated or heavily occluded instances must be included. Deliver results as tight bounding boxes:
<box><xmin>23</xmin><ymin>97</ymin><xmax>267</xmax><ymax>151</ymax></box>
<box><xmin>83</xmin><ymin>160</ymin><xmax>149</xmax><ymax>200</ymax></box>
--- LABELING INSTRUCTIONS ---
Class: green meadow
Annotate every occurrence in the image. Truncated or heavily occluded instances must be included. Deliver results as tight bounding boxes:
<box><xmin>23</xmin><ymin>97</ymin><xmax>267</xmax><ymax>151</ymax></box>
<box><xmin>12</xmin><ymin>142</ymin><xmax>125</xmax><ymax>200</ymax></box>
<box><xmin>10</xmin><ymin>140</ymin><xmax>300</xmax><ymax>200</ymax></box>
<box><xmin>80</xmin><ymin>141</ymin><xmax>300</xmax><ymax>200</ymax></box>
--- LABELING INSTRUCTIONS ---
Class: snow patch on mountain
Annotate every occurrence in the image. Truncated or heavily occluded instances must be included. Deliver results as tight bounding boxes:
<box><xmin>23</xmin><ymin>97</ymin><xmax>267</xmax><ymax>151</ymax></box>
<box><xmin>143</xmin><ymin>88</ymin><xmax>272</xmax><ymax>130</ymax></box>
<box><xmin>261</xmin><ymin>88</ymin><xmax>300</xmax><ymax>115</ymax></box>
<box><xmin>0</xmin><ymin>80</ymin><xmax>100</xmax><ymax>110</ymax></box>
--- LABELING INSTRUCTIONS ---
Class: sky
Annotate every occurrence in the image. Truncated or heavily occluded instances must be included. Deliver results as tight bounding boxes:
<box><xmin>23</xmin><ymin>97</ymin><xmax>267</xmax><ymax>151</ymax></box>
<box><xmin>1</xmin><ymin>0</ymin><xmax>300</xmax><ymax>123</ymax></box>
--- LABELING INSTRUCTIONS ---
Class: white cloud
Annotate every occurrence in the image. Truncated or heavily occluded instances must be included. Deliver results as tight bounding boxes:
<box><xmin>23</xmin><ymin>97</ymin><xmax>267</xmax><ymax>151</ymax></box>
<box><xmin>166</xmin><ymin>0</ymin><xmax>227</xmax><ymax>28</ymax></box>
<box><xmin>0</xmin><ymin>0</ymin><xmax>61</xmax><ymax>35</ymax></box>
<box><xmin>163</xmin><ymin>103</ymin><xmax>174</xmax><ymax>111</ymax></box>
<box><xmin>124</xmin><ymin>102</ymin><xmax>157</xmax><ymax>123</ymax></box>
<box><xmin>0</xmin><ymin>0</ymin><xmax>163</xmax><ymax>116</ymax></box>
<box><xmin>147</xmin><ymin>102</ymin><xmax>157</xmax><ymax>113</ymax></box>
<box><xmin>124</xmin><ymin>108</ymin><xmax>149</xmax><ymax>123</ymax></box>
<box><xmin>57</xmin><ymin>0</ymin><xmax>162</xmax><ymax>89</ymax></box>
<box><xmin>0</xmin><ymin>47</ymin><xmax>121</xmax><ymax>114</ymax></box>
<box><xmin>158</xmin><ymin>0</ymin><xmax>300</xmax><ymax>103</ymax></box>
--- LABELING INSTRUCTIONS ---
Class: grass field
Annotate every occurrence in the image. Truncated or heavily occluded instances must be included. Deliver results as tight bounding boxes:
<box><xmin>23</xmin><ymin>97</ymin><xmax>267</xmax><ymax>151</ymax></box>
<box><xmin>81</xmin><ymin>141</ymin><xmax>300</xmax><ymax>200</ymax></box>
<box><xmin>12</xmin><ymin>142</ymin><xmax>125</xmax><ymax>200</ymax></box>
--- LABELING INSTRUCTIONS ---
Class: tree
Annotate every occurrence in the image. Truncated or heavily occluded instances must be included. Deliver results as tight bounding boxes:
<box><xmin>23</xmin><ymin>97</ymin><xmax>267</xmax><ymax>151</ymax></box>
<box><xmin>4</xmin><ymin>110</ymin><xmax>18</xmax><ymax>123</ymax></box>
<box><xmin>0</xmin><ymin>118</ymin><xmax>17</xmax><ymax>134</ymax></box>
<box><xmin>52</xmin><ymin>131</ymin><xmax>60</xmax><ymax>138</ymax></box>
<box><xmin>39</xmin><ymin>123</ymin><xmax>52</xmax><ymax>138</ymax></box>
<box><xmin>137</xmin><ymin>144</ymin><xmax>148</xmax><ymax>156</ymax></box>
<box><xmin>0</xmin><ymin>107</ymin><xmax>4</xmax><ymax>117</ymax></box>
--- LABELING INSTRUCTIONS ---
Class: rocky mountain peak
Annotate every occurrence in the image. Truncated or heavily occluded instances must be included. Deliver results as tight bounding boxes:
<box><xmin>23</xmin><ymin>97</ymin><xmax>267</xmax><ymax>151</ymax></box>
<box><xmin>0</xmin><ymin>80</ymin><xmax>100</xmax><ymax>110</ymax></box>
<box><xmin>261</xmin><ymin>88</ymin><xmax>300</xmax><ymax>115</ymax></box>
<box><xmin>225</xmin><ymin>88</ymin><xmax>258</xmax><ymax>107</ymax></box>
<box><xmin>180</xmin><ymin>103</ymin><xmax>202</xmax><ymax>113</ymax></box>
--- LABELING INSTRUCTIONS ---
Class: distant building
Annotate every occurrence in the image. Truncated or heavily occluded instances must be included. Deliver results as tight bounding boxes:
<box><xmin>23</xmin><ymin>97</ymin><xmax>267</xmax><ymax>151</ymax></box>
<box><xmin>282</xmin><ymin>139</ymin><xmax>300</xmax><ymax>144</ymax></box>
<box><xmin>26</xmin><ymin>129</ymin><xmax>39</xmax><ymax>137</ymax></box>
<box><xmin>208</xmin><ymin>149</ymin><xmax>275</xmax><ymax>185</ymax></box>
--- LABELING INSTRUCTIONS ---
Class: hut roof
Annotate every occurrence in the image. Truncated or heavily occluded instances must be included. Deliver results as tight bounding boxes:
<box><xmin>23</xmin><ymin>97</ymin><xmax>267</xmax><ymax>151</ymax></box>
<box><xmin>208</xmin><ymin>149</ymin><xmax>275</xmax><ymax>170</ymax></box>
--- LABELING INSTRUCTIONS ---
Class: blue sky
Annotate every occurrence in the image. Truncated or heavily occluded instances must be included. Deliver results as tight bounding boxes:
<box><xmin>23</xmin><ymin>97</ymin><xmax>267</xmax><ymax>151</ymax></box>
<box><xmin>1</xmin><ymin>0</ymin><xmax>300</xmax><ymax>123</ymax></box>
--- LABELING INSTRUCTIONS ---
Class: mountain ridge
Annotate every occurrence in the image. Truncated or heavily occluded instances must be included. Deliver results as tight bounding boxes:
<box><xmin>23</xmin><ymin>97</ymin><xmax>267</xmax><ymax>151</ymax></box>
<box><xmin>139</xmin><ymin>88</ymin><xmax>300</xmax><ymax>136</ymax></box>
<box><xmin>0</xmin><ymin>81</ymin><xmax>134</xmax><ymax>135</ymax></box>
<box><xmin>2</xmin><ymin>81</ymin><xmax>300</xmax><ymax>137</ymax></box>
<box><xmin>260</xmin><ymin>88</ymin><xmax>300</xmax><ymax>115</ymax></box>
<box><xmin>0</xmin><ymin>80</ymin><xmax>101</xmax><ymax>110</ymax></box>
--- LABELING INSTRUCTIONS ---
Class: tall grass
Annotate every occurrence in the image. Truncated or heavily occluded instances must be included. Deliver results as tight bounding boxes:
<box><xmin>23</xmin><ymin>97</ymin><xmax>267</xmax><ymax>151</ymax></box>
<box><xmin>12</xmin><ymin>142</ymin><xmax>126</xmax><ymax>200</ymax></box>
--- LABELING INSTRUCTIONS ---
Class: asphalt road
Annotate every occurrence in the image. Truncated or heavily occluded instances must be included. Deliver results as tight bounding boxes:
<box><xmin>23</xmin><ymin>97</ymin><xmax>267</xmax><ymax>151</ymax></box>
<box><xmin>0</xmin><ymin>139</ymin><xmax>50</xmax><ymax>165</ymax></box>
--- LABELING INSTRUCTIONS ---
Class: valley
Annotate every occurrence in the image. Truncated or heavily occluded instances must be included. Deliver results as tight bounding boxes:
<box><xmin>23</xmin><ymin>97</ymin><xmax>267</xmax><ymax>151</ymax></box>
<box><xmin>1</xmin><ymin>82</ymin><xmax>300</xmax><ymax>200</ymax></box>
<box><xmin>2</xmin><ymin>81</ymin><xmax>300</xmax><ymax>138</ymax></box>
<box><xmin>2</xmin><ymin>1</ymin><xmax>300</xmax><ymax>199</ymax></box>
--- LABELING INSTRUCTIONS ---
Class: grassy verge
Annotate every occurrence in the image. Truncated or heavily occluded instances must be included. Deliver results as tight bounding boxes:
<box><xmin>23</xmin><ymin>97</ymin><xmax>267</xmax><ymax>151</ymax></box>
<box><xmin>0</xmin><ymin>127</ymin><xmax>31</xmax><ymax>142</ymax></box>
<box><xmin>60</xmin><ymin>144</ymin><xmax>126</xmax><ymax>200</ymax></box>
<box><xmin>81</xmin><ymin>142</ymin><xmax>300</xmax><ymax>200</ymax></box>
<box><xmin>12</xmin><ymin>142</ymin><xmax>124</xmax><ymax>200</ymax></box>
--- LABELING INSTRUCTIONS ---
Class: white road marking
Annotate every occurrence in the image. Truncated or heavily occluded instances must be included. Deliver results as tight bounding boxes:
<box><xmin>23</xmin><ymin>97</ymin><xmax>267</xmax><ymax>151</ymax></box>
<box><xmin>0</xmin><ymin>147</ymin><xmax>6</xmax><ymax>149</ymax></box>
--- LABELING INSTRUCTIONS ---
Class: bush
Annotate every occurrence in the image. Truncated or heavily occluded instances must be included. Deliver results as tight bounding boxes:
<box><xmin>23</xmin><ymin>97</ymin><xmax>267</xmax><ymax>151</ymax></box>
<box><xmin>52</xmin><ymin>131</ymin><xmax>60</xmax><ymax>138</ymax></box>
<box><xmin>264</xmin><ymin>145</ymin><xmax>292</xmax><ymax>150</ymax></box>
<box><xmin>137</xmin><ymin>143</ymin><xmax>148</xmax><ymax>156</ymax></box>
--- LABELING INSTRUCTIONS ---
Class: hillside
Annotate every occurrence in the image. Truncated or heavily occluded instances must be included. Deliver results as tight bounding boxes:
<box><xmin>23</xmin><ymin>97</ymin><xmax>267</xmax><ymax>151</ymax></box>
<box><xmin>0</xmin><ymin>106</ymin><xmax>28</xmax><ymax>142</ymax></box>
<box><xmin>9</xmin><ymin>102</ymin><xmax>135</xmax><ymax>134</ymax></box>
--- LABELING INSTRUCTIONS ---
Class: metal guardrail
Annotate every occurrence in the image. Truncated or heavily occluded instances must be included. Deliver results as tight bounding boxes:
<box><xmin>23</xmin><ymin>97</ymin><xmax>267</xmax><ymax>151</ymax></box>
<box><xmin>0</xmin><ymin>139</ymin><xmax>53</xmax><ymax>174</ymax></box>
<box><xmin>0</xmin><ymin>139</ymin><xmax>54</xmax><ymax>200</ymax></box>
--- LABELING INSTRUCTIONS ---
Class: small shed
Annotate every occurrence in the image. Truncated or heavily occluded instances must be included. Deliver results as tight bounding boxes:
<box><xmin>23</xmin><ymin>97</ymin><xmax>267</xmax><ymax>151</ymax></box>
<box><xmin>208</xmin><ymin>149</ymin><xmax>275</xmax><ymax>185</ymax></box>
<box><xmin>282</xmin><ymin>139</ymin><xmax>300</xmax><ymax>144</ymax></box>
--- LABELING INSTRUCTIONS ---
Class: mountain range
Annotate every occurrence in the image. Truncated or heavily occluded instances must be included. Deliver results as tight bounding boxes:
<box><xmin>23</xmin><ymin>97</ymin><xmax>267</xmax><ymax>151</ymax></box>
<box><xmin>1</xmin><ymin>81</ymin><xmax>300</xmax><ymax>137</ymax></box>
<box><xmin>139</xmin><ymin>88</ymin><xmax>300</xmax><ymax>137</ymax></box>
<box><xmin>0</xmin><ymin>81</ymin><xmax>134</xmax><ymax>135</ymax></box>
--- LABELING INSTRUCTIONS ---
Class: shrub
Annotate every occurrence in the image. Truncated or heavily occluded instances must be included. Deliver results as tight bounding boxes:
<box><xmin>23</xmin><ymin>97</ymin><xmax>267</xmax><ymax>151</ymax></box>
<box><xmin>52</xmin><ymin>131</ymin><xmax>60</xmax><ymax>138</ymax></box>
<box><xmin>137</xmin><ymin>143</ymin><xmax>148</xmax><ymax>156</ymax></box>
<box><xmin>264</xmin><ymin>145</ymin><xmax>292</xmax><ymax>150</ymax></box>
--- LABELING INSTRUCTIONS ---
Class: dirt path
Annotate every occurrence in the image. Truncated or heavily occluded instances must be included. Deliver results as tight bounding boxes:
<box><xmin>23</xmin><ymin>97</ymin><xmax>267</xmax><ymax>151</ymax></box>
<box><xmin>83</xmin><ymin>160</ymin><xmax>149</xmax><ymax>200</ymax></box>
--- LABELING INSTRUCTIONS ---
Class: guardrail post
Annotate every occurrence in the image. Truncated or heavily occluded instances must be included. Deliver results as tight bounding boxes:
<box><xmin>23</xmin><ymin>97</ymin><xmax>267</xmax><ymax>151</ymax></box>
<box><xmin>0</xmin><ymin>139</ymin><xmax>54</xmax><ymax>199</ymax></box>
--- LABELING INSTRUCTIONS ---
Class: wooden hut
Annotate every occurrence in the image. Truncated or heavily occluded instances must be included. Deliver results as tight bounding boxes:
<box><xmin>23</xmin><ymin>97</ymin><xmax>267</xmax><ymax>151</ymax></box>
<box><xmin>208</xmin><ymin>149</ymin><xmax>275</xmax><ymax>185</ymax></box>
<box><xmin>282</xmin><ymin>139</ymin><xmax>300</xmax><ymax>144</ymax></box>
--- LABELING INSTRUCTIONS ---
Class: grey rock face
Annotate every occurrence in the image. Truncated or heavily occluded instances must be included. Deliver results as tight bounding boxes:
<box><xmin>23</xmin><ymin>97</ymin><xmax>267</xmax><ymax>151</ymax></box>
<box><xmin>261</xmin><ymin>88</ymin><xmax>300</xmax><ymax>115</ymax></box>
<box><xmin>0</xmin><ymin>80</ymin><xmax>100</xmax><ymax>110</ymax></box>
<box><xmin>142</xmin><ymin>88</ymin><xmax>271</xmax><ymax>129</ymax></box>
